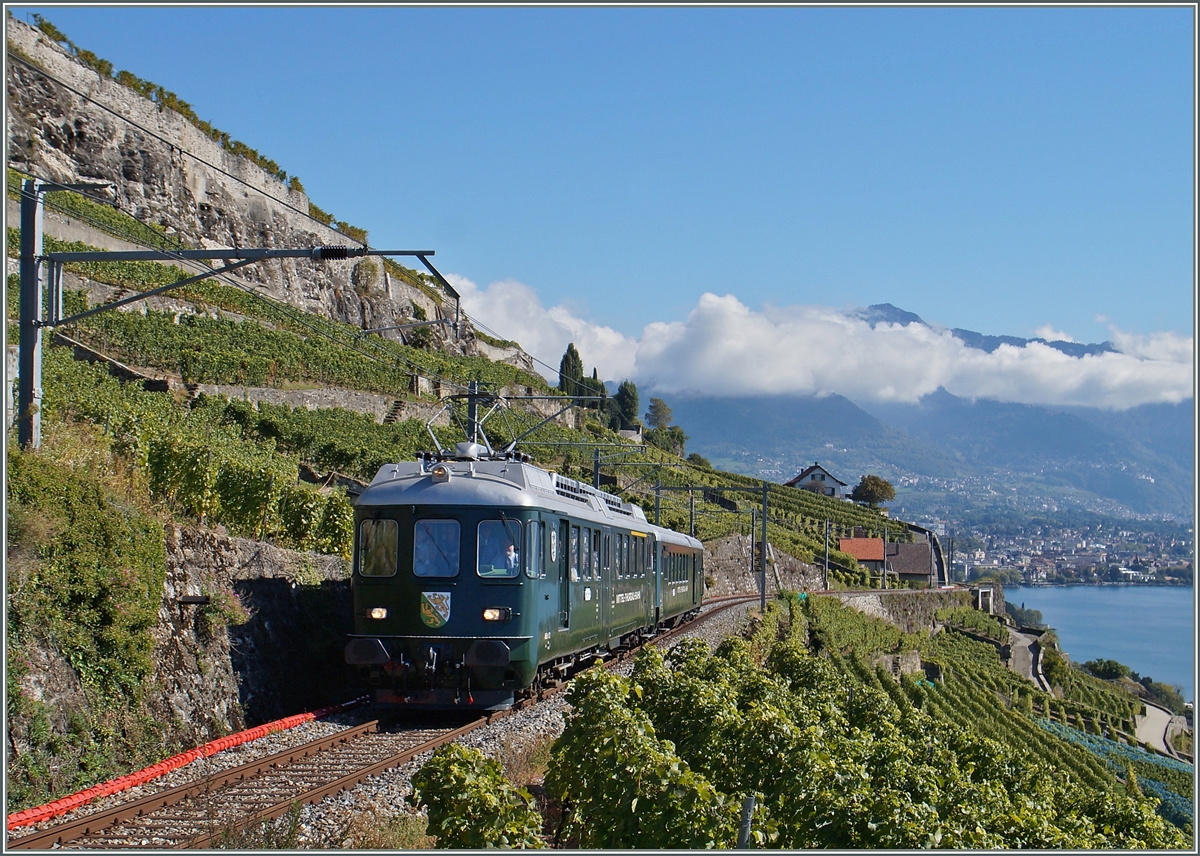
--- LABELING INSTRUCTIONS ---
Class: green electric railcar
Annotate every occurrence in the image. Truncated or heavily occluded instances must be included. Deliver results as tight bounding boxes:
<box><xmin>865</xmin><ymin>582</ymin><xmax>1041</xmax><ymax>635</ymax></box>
<box><xmin>345</xmin><ymin>444</ymin><xmax>704</xmax><ymax>710</ymax></box>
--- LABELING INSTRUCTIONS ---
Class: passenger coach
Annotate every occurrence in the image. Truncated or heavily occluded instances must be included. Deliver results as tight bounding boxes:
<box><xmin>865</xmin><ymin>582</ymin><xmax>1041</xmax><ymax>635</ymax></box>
<box><xmin>344</xmin><ymin>443</ymin><xmax>705</xmax><ymax>710</ymax></box>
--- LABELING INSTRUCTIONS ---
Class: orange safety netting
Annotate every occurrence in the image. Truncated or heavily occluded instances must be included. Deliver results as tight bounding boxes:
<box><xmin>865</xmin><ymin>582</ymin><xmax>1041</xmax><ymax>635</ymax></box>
<box><xmin>7</xmin><ymin>695</ymin><xmax>369</xmax><ymax>831</ymax></box>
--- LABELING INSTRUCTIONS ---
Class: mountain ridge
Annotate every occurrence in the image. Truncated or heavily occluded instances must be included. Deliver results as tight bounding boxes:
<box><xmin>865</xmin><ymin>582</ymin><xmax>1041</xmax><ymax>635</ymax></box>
<box><xmin>666</xmin><ymin>385</ymin><xmax>1193</xmax><ymax>522</ymax></box>
<box><xmin>854</xmin><ymin>303</ymin><xmax>1118</xmax><ymax>358</ymax></box>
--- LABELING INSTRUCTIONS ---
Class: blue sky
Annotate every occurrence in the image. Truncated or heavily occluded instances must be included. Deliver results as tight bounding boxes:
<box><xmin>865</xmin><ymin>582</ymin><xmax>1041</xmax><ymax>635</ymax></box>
<box><xmin>9</xmin><ymin>5</ymin><xmax>1196</xmax><ymax>403</ymax></box>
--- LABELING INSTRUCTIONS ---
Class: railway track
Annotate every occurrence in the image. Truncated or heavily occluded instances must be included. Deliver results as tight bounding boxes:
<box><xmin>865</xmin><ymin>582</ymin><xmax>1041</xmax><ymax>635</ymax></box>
<box><xmin>9</xmin><ymin>594</ymin><xmax>758</xmax><ymax>850</ymax></box>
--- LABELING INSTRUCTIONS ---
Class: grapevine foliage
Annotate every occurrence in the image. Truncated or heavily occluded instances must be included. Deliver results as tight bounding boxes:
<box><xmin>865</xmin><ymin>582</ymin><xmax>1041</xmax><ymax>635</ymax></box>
<box><xmin>408</xmin><ymin>744</ymin><xmax>545</xmax><ymax>849</ymax></box>
<box><xmin>538</xmin><ymin>597</ymin><xmax>1190</xmax><ymax>848</ymax></box>
<box><xmin>40</xmin><ymin>347</ymin><xmax>355</xmax><ymax>557</ymax></box>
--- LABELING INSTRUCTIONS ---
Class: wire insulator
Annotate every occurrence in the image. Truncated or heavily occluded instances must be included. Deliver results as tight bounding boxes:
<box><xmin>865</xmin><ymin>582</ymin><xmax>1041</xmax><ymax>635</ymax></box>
<box><xmin>312</xmin><ymin>246</ymin><xmax>349</xmax><ymax>260</ymax></box>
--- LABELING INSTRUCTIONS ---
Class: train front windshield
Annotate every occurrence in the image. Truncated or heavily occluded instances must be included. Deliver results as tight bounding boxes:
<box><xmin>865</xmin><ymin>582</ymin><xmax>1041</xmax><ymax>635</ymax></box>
<box><xmin>414</xmin><ymin>519</ymin><xmax>461</xmax><ymax>577</ymax></box>
<box><xmin>358</xmin><ymin>519</ymin><xmax>398</xmax><ymax>577</ymax></box>
<box><xmin>355</xmin><ymin>515</ymin><xmax>531</xmax><ymax>579</ymax></box>
<box><xmin>477</xmin><ymin>519</ymin><xmax>522</xmax><ymax>578</ymax></box>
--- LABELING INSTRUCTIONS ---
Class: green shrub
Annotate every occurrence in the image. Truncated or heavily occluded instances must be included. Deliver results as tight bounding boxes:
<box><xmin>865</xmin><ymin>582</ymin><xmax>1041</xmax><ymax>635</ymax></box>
<box><xmin>409</xmin><ymin>743</ymin><xmax>545</xmax><ymax>849</ymax></box>
<box><xmin>6</xmin><ymin>447</ymin><xmax>165</xmax><ymax>700</ymax></box>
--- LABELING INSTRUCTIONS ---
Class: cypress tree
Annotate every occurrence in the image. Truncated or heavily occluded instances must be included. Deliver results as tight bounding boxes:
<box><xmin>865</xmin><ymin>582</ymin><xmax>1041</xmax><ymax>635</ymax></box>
<box><xmin>558</xmin><ymin>343</ymin><xmax>584</xmax><ymax>395</ymax></box>
<box><xmin>615</xmin><ymin>380</ymin><xmax>639</xmax><ymax>428</ymax></box>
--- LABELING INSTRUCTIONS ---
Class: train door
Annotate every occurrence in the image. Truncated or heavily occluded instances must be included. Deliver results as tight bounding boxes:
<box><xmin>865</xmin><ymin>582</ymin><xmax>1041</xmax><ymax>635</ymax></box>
<box><xmin>557</xmin><ymin>519</ymin><xmax>569</xmax><ymax>630</ymax></box>
<box><xmin>601</xmin><ymin>528</ymin><xmax>614</xmax><ymax>646</ymax></box>
<box><xmin>593</xmin><ymin>528</ymin><xmax>608</xmax><ymax>643</ymax></box>
<box><xmin>654</xmin><ymin>540</ymin><xmax>664</xmax><ymax>623</ymax></box>
<box><xmin>525</xmin><ymin>516</ymin><xmax>554</xmax><ymax>663</ymax></box>
<box><xmin>570</xmin><ymin>523</ymin><xmax>599</xmax><ymax>643</ymax></box>
<box><xmin>648</xmin><ymin>534</ymin><xmax>660</xmax><ymax>623</ymax></box>
<box><xmin>693</xmin><ymin>552</ymin><xmax>702</xmax><ymax>606</ymax></box>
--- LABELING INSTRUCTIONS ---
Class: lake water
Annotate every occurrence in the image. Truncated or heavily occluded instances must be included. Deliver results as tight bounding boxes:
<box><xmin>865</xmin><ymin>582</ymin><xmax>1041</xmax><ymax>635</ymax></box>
<box><xmin>1006</xmin><ymin>585</ymin><xmax>1195</xmax><ymax>703</ymax></box>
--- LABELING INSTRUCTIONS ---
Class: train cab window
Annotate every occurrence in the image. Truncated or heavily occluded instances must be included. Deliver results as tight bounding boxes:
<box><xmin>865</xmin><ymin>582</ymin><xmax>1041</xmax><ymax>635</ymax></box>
<box><xmin>413</xmin><ymin>519</ymin><xmax>460</xmax><ymax>578</ymax></box>
<box><xmin>358</xmin><ymin>519</ymin><xmax>398</xmax><ymax>577</ymax></box>
<box><xmin>525</xmin><ymin>521</ymin><xmax>544</xmax><ymax>579</ymax></box>
<box><xmin>477</xmin><ymin>519</ymin><xmax>522</xmax><ymax>578</ymax></box>
<box><xmin>569</xmin><ymin>526</ymin><xmax>580</xmax><ymax>581</ymax></box>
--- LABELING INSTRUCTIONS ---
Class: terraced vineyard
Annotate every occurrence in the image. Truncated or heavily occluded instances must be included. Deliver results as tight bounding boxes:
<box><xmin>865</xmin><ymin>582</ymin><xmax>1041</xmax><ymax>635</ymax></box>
<box><xmin>798</xmin><ymin>598</ymin><xmax>1193</xmax><ymax>834</ymax></box>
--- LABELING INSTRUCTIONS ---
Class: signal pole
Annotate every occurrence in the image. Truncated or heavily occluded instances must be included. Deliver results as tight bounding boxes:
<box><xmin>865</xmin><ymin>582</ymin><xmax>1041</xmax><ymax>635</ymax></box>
<box><xmin>17</xmin><ymin>179</ymin><xmax>43</xmax><ymax>448</ymax></box>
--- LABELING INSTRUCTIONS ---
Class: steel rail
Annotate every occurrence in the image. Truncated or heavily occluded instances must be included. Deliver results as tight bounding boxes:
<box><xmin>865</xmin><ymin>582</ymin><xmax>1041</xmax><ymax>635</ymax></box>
<box><xmin>6</xmin><ymin>721</ymin><xmax>380</xmax><ymax>850</ymax></box>
<box><xmin>181</xmin><ymin>717</ymin><xmax>486</xmax><ymax>849</ymax></box>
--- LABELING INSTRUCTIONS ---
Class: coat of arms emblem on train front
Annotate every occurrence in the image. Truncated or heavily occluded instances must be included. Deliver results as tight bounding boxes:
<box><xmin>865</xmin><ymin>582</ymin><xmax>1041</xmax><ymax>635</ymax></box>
<box><xmin>420</xmin><ymin>592</ymin><xmax>451</xmax><ymax>628</ymax></box>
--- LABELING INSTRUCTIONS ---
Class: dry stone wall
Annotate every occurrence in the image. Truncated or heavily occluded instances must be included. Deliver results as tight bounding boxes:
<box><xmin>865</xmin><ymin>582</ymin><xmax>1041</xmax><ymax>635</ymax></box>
<box><xmin>159</xmin><ymin>524</ymin><xmax>353</xmax><ymax>733</ymax></box>
<box><xmin>835</xmin><ymin>588</ymin><xmax>972</xmax><ymax>634</ymax></box>
<box><xmin>704</xmin><ymin>533</ymin><xmax>824</xmax><ymax>596</ymax></box>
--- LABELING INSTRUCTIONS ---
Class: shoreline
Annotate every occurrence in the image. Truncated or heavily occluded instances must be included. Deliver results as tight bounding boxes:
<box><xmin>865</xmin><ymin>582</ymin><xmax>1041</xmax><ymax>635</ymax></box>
<box><xmin>1007</xmin><ymin>582</ymin><xmax>1193</xmax><ymax>589</ymax></box>
<box><xmin>1005</xmin><ymin>584</ymin><xmax>1194</xmax><ymax>704</ymax></box>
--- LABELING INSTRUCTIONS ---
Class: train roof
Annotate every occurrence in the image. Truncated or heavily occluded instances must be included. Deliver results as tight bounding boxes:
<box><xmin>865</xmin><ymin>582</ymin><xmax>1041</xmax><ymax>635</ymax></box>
<box><xmin>357</xmin><ymin>459</ymin><xmax>701</xmax><ymax>549</ymax></box>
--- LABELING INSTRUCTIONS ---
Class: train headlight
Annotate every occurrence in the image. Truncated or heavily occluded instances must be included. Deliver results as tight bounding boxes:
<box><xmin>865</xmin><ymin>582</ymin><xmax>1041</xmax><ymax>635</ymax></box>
<box><xmin>368</xmin><ymin>607</ymin><xmax>388</xmax><ymax>620</ymax></box>
<box><xmin>430</xmin><ymin>464</ymin><xmax>452</xmax><ymax>483</ymax></box>
<box><xmin>482</xmin><ymin>607</ymin><xmax>511</xmax><ymax>622</ymax></box>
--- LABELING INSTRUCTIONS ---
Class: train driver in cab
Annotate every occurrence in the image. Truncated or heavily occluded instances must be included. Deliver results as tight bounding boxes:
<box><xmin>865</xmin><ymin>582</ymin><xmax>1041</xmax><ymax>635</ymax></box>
<box><xmin>478</xmin><ymin>520</ymin><xmax>520</xmax><ymax>577</ymax></box>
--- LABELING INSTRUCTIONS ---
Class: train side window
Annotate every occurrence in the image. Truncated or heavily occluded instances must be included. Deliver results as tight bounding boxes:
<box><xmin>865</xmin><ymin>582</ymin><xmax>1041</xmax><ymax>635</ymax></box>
<box><xmin>478</xmin><ymin>519</ymin><xmax>522</xmax><ymax>578</ymax></box>
<box><xmin>413</xmin><ymin>519</ymin><xmax>460</xmax><ymax>577</ymax></box>
<box><xmin>591</xmin><ymin>530</ymin><xmax>601</xmax><ymax>580</ymax></box>
<box><xmin>581</xmin><ymin>527</ymin><xmax>592</xmax><ymax>579</ymax></box>
<box><xmin>525</xmin><ymin>520</ymin><xmax>543</xmax><ymax>579</ymax></box>
<box><xmin>358</xmin><ymin>519</ymin><xmax>398</xmax><ymax>577</ymax></box>
<box><xmin>570</xmin><ymin>526</ymin><xmax>580</xmax><ymax>581</ymax></box>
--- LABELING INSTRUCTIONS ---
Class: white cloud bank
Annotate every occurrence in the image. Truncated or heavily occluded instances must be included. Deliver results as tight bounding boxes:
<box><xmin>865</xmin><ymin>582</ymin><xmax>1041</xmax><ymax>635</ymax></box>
<box><xmin>452</xmin><ymin>276</ymin><xmax>1193</xmax><ymax>411</ymax></box>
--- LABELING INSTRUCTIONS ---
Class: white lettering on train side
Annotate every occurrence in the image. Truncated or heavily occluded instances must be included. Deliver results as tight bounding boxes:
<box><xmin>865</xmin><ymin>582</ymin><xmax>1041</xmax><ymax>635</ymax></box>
<box><xmin>615</xmin><ymin>590</ymin><xmax>643</xmax><ymax>604</ymax></box>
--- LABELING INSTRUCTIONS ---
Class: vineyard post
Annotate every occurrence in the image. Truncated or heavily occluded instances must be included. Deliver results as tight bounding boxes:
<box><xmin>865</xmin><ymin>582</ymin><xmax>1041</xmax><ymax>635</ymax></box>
<box><xmin>689</xmin><ymin>489</ymin><xmax>695</xmax><ymax>537</ymax></box>
<box><xmin>824</xmin><ymin>519</ymin><xmax>830</xmax><ymax>591</ymax></box>
<box><xmin>737</xmin><ymin>794</ymin><xmax>756</xmax><ymax>848</ymax></box>
<box><xmin>750</xmin><ymin>509</ymin><xmax>756</xmax><ymax>581</ymax></box>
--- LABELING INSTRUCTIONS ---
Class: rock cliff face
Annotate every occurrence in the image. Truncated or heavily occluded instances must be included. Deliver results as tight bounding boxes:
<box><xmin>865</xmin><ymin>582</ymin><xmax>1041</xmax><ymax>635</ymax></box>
<box><xmin>5</xmin><ymin>17</ymin><xmax>483</xmax><ymax>358</ymax></box>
